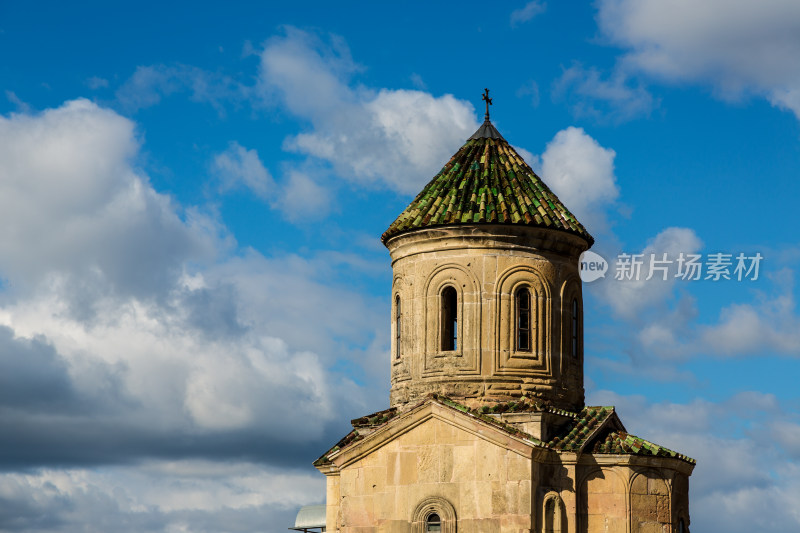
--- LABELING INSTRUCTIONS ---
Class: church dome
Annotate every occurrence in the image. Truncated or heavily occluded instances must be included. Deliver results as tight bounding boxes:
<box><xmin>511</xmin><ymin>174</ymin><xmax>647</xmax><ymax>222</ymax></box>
<box><xmin>382</xmin><ymin>118</ymin><xmax>593</xmax><ymax>246</ymax></box>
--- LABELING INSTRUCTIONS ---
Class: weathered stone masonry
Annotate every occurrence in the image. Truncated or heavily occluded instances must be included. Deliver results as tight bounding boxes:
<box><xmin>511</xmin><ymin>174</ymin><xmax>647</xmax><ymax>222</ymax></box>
<box><xmin>313</xmin><ymin>111</ymin><xmax>694</xmax><ymax>533</ymax></box>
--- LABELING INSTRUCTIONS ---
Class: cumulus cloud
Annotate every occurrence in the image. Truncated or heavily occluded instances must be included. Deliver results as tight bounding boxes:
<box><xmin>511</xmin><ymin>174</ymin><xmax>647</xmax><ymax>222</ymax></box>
<box><xmin>86</xmin><ymin>76</ymin><xmax>109</xmax><ymax>90</ymax></box>
<box><xmin>538</xmin><ymin>126</ymin><xmax>620</xmax><ymax>234</ymax></box>
<box><xmin>598</xmin><ymin>227</ymin><xmax>704</xmax><ymax>319</ymax></box>
<box><xmin>0</xmin><ymin>99</ymin><xmax>220</xmax><ymax>304</ymax></box>
<box><xmin>259</xmin><ymin>27</ymin><xmax>479</xmax><ymax>194</ymax></box>
<box><xmin>211</xmin><ymin>143</ymin><xmax>333</xmax><ymax>221</ymax></box>
<box><xmin>510</xmin><ymin>1</ymin><xmax>547</xmax><ymax>27</ymax></box>
<box><xmin>516</xmin><ymin>80</ymin><xmax>540</xmax><ymax>108</ymax></box>
<box><xmin>212</xmin><ymin>142</ymin><xmax>276</xmax><ymax>200</ymax></box>
<box><xmin>280</xmin><ymin>170</ymin><xmax>332</xmax><ymax>221</ymax></box>
<box><xmin>0</xmin><ymin>100</ymin><xmax>386</xmax><ymax>492</ymax></box>
<box><xmin>596</xmin><ymin>0</ymin><xmax>800</xmax><ymax>119</ymax></box>
<box><xmin>552</xmin><ymin>63</ymin><xmax>656</xmax><ymax>122</ymax></box>
<box><xmin>0</xmin><ymin>461</ymin><xmax>323</xmax><ymax>532</ymax></box>
<box><xmin>699</xmin><ymin>268</ymin><xmax>800</xmax><ymax>356</ymax></box>
<box><xmin>116</xmin><ymin>64</ymin><xmax>248</xmax><ymax>113</ymax></box>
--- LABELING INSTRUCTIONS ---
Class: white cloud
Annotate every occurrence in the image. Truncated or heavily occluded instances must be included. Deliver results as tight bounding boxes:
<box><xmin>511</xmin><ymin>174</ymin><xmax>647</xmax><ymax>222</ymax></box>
<box><xmin>0</xmin><ymin>98</ymin><xmax>220</xmax><ymax>300</ymax></box>
<box><xmin>86</xmin><ymin>76</ymin><xmax>109</xmax><ymax>90</ymax></box>
<box><xmin>510</xmin><ymin>1</ymin><xmax>547</xmax><ymax>27</ymax></box>
<box><xmin>598</xmin><ymin>227</ymin><xmax>703</xmax><ymax>320</ymax></box>
<box><xmin>699</xmin><ymin>269</ymin><xmax>800</xmax><ymax>356</ymax></box>
<box><xmin>116</xmin><ymin>64</ymin><xmax>248</xmax><ymax>113</ymax></box>
<box><xmin>280</xmin><ymin>170</ymin><xmax>332</xmax><ymax>221</ymax></box>
<box><xmin>212</xmin><ymin>142</ymin><xmax>275</xmax><ymax>200</ymax></box>
<box><xmin>598</xmin><ymin>256</ymin><xmax>800</xmax><ymax>361</ymax></box>
<box><xmin>539</xmin><ymin>126</ymin><xmax>619</xmax><ymax>234</ymax></box>
<box><xmin>259</xmin><ymin>27</ymin><xmax>479</xmax><ymax>194</ymax></box>
<box><xmin>0</xmin><ymin>461</ymin><xmax>324</xmax><ymax>532</ymax></box>
<box><xmin>552</xmin><ymin>63</ymin><xmax>656</xmax><ymax>122</ymax></box>
<box><xmin>211</xmin><ymin>143</ymin><xmax>333</xmax><ymax>220</ymax></box>
<box><xmin>0</xmin><ymin>99</ymin><xmax>386</xmax><ymax>463</ymax></box>
<box><xmin>5</xmin><ymin>90</ymin><xmax>30</xmax><ymax>113</ymax></box>
<box><xmin>596</xmin><ymin>0</ymin><xmax>800</xmax><ymax>119</ymax></box>
<box><xmin>0</xmin><ymin>100</ymin><xmax>389</xmax><ymax>532</ymax></box>
<box><xmin>516</xmin><ymin>80</ymin><xmax>540</xmax><ymax>108</ymax></box>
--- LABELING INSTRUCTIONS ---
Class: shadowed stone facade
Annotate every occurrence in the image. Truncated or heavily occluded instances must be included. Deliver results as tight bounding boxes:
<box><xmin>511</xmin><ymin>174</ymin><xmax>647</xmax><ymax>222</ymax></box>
<box><xmin>313</xmin><ymin>113</ymin><xmax>694</xmax><ymax>533</ymax></box>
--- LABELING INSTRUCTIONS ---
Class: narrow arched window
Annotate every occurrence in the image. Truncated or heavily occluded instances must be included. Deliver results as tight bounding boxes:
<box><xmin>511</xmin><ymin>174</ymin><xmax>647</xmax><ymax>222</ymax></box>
<box><xmin>426</xmin><ymin>513</ymin><xmax>441</xmax><ymax>533</ymax></box>
<box><xmin>395</xmin><ymin>295</ymin><xmax>401</xmax><ymax>359</ymax></box>
<box><xmin>441</xmin><ymin>286</ymin><xmax>457</xmax><ymax>351</ymax></box>
<box><xmin>571</xmin><ymin>298</ymin><xmax>579</xmax><ymax>358</ymax></box>
<box><xmin>678</xmin><ymin>518</ymin><xmax>686</xmax><ymax>533</ymax></box>
<box><xmin>543</xmin><ymin>494</ymin><xmax>563</xmax><ymax>533</ymax></box>
<box><xmin>516</xmin><ymin>287</ymin><xmax>532</xmax><ymax>352</ymax></box>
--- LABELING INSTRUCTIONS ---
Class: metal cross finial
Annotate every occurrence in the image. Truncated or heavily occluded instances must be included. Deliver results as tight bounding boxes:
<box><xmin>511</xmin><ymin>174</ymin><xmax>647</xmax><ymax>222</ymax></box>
<box><xmin>482</xmin><ymin>88</ymin><xmax>493</xmax><ymax>121</ymax></box>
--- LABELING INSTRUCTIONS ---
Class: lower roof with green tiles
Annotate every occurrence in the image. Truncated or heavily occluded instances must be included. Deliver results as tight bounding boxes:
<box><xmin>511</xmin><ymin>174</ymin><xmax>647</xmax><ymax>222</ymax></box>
<box><xmin>381</xmin><ymin>120</ymin><xmax>594</xmax><ymax>245</ymax></box>
<box><xmin>314</xmin><ymin>395</ymin><xmax>695</xmax><ymax>467</ymax></box>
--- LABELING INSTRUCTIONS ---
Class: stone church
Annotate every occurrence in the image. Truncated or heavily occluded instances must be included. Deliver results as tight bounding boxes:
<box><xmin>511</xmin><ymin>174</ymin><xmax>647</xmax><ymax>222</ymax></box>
<box><xmin>309</xmin><ymin>97</ymin><xmax>694</xmax><ymax>533</ymax></box>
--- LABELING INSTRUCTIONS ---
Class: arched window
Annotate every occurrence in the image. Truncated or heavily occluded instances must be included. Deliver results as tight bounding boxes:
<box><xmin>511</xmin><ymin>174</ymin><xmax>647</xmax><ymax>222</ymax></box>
<box><xmin>679</xmin><ymin>518</ymin><xmax>686</xmax><ymax>533</ymax></box>
<box><xmin>412</xmin><ymin>497</ymin><xmax>456</xmax><ymax>533</ymax></box>
<box><xmin>441</xmin><ymin>286</ymin><xmax>457</xmax><ymax>351</ymax></box>
<box><xmin>571</xmin><ymin>298</ymin><xmax>579</xmax><ymax>358</ymax></box>
<box><xmin>426</xmin><ymin>513</ymin><xmax>441</xmax><ymax>532</ymax></box>
<box><xmin>543</xmin><ymin>492</ymin><xmax>564</xmax><ymax>533</ymax></box>
<box><xmin>516</xmin><ymin>287</ymin><xmax>532</xmax><ymax>352</ymax></box>
<box><xmin>395</xmin><ymin>295</ymin><xmax>401</xmax><ymax>359</ymax></box>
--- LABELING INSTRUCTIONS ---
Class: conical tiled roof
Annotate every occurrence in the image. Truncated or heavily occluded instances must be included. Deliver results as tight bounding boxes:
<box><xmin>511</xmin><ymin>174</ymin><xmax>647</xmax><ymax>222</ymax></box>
<box><xmin>382</xmin><ymin>120</ymin><xmax>594</xmax><ymax>245</ymax></box>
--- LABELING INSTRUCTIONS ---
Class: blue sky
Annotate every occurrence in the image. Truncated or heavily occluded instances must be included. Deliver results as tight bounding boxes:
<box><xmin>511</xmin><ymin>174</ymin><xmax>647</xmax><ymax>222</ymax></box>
<box><xmin>1</xmin><ymin>1</ymin><xmax>799</xmax><ymax>531</ymax></box>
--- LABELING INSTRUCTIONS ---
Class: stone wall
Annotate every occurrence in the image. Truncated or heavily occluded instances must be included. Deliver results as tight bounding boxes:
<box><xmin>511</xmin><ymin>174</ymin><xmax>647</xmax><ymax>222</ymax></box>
<box><xmin>328</xmin><ymin>406</ymin><xmax>535</xmax><ymax>533</ymax></box>
<box><xmin>320</xmin><ymin>401</ymin><xmax>693</xmax><ymax>533</ymax></box>
<box><xmin>386</xmin><ymin>225</ymin><xmax>589</xmax><ymax>412</ymax></box>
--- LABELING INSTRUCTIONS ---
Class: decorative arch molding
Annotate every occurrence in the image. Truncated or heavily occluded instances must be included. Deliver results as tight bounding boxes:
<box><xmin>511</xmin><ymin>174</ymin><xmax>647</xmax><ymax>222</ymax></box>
<box><xmin>421</xmin><ymin>263</ymin><xmax>481</xmax><ymax>376</ymax></box>
<box><xmin>577</xmin><ymin>466</ymin><xmax>629</xmax><ymax>533</ymax></box>
<box><xmin>493</xmin><ymin>264</ymin><xmax>552</xmax><ymax>376</ymax></box>
<box><xmin>559</xmin><ymin>276</ymin><xmax>582</xmax><ymax>359</ymax></box>
<box><xmin>391</xmin><ymin>274</ymin><xmax>412</xmax><ymax>382</ymax></box>
<box><xmin>628</xmin><ymin>467</ymin><xmax>673</xmax><ymax>499</ymax></box>
<box><xmin>542</xmin><ymin>491</ymin><xmax>566</xmax><ymax>533</ymax></box>
<box><xmin>558</xmin><ymin>276</ymin><xmax>583</xmax><ymax>384</ymax></box>
<box><xmin>411</xmin><ymin>496</ymin><xmax>457</xmax><ymax>533</ymax></box>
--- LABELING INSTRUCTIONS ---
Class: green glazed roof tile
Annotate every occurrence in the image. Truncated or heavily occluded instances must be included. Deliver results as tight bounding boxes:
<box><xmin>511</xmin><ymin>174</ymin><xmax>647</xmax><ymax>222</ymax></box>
<box><xmin>382</xmin><ymin>120</ymin><xmax>594</xmax><ymax>244</ymax></box>
<box><xmin>315</xmin><ymin>397</ymin><xmax>695</xmax><ymax>469</ymax></box>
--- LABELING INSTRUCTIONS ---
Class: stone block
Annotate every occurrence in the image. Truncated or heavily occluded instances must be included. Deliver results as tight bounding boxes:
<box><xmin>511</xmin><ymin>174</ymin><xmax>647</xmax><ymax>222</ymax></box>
<box><xmin>586</xmin><ymin>493</ymin><xmax>626</xmax><ymax>517</ymax></box>
<box><xmin>507</xmin><ymin>452</ymin><xmax>531</xmax><ymax>482</ymax></box>
<box><xmin>474</xmin><ymin>481</ymin><xmax>493</xmax><ymax>517</ymax></box>
<box><xmin>491</xmin><ymin>481</ymin><xmax>508</xmax><ymax>515</ymax></box>
<box><xmin>385</xmin><ymin>452</ymin><xmax>398</xmax><ymax>486</ymax></box>
<box><xmin>655</xmin><ymin>495</ymin><xmax>670</xmax><ymax>523</ymax></box>
<box><xmin>397</xmin><ymin>451</ymin><xmax>418</xmax><ymax>485</ymax></box>
<box><xmin>364</xmin><ymin>466</ymin><xmax>384</xmax><ymax>493</ymax></box>
<box><xmin>458</xmin><ymin>481</ymin><xmax>477</xmax><ymax>520</ymax></box>
<box><xmin>400</xmin><ymin>421</ymin><xmax>435</xmax><ymax>447</ymax></box>
<box><xmin>517</xmin><ymin>480</ymin><xmax>532</xmax><ymax>514</ymax></box>
<box><xmin>436</xmin><ymin>420</ymin><xmax>458</xmax><ymax>444</ymax></box>
<box><xmin>631</xmin><ymin>494</ymin><xmax>658</xmax><ymax>521</ymax></box>
<box><xmin>476</xmin><ymin>440</ymin><xmax>505</xmax><ymax>482</ymax></box>
<box><xmin>416</xmin><ymin>447</ymin><xmax>437</xmax><ymax>484</ymax></box>
<box><xmin>466</xmin><ymin>518</ymin><xmax>500</xmax><ymax>533</ymax></box>
<box><xmin>649</xmin><ymin>476</ymin><xmax>669</xmax><ymax>495</ymax></box>
<box><xmin>438</xmin><ymin>445</ymin><xmax>454</xmax><ymax>482</ymax></box>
